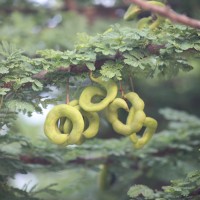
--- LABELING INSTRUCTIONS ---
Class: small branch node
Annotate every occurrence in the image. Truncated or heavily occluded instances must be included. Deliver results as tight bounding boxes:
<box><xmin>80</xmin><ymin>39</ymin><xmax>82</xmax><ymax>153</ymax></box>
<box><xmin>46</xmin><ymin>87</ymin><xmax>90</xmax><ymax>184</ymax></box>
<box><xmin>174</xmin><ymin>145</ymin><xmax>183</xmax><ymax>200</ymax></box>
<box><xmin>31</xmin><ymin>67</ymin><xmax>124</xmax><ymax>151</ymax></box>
<box><xmin>119</xmin><ymin>81</ymin><xmax>125</xmax><ymax>98</ymax></box>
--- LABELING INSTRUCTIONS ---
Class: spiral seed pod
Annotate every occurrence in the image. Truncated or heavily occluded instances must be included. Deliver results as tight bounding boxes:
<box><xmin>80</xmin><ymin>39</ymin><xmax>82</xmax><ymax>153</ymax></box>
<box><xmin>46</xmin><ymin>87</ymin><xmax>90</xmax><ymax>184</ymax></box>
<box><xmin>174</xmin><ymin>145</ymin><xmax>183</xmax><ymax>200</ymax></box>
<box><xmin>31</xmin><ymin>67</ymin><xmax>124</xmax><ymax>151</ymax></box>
<box><xmin>107</xmin><ymin>92</ymin><xmax>146</xmax><ymax>136</ymax></box>
<box><xmin>81</xmin><ymin>109</ymin><xmax>100</xmax><ymax>138</ymax></box>
<box><xmin>137</xmin><ymin>17</ymin><xmax>152</xmax><ymax>29</ymax></box>
<box><xmin>123</xmin><ymin>4</ymin><xmax>141</xmax><ymax>21</ymax></box>
<box><xmin>124</xmin><ymin>1</ymin><xmax>166</xmax><ymax>29</ymax></box>
<box><xmin>58</xmin><ymin>100</ymin><xmax>79</xmax><ymax>133</ymax></box>
<box><xmin>126</xmin><ymin>106</ymin><xmax>135</xmax><ymax>125</ymax></box>
<box><xmin>79</xmin><ymin>74</ymin><xmax>118</xmax><ymax>112</ymax></box>
<box><xmin>62</xmin><ymin>101</ymin><xmax>85</xmax><ymax>145</ymax></box>
<box><xmin>129</xmin><ymin>117</ymin><xmax>158</xmax><ymax>149</ymax></box>
<box><xmin>44</xmin><ymin>104</ymin><xmax>84</xmax><ymax>145</ymax></box>
<box><xmin>124</xmin><ymin>92</ymin><xmax>146</xmax><ymax>133</ymax></box>
<box><xmin>105</xmin><ymin>98</ymin><xmax>129</xmax><ymax>124</ymax></box>
<box><xmin>63</xmin><ymin>100</ymin><xmax>100</xmax><ymax>142</ymax></box>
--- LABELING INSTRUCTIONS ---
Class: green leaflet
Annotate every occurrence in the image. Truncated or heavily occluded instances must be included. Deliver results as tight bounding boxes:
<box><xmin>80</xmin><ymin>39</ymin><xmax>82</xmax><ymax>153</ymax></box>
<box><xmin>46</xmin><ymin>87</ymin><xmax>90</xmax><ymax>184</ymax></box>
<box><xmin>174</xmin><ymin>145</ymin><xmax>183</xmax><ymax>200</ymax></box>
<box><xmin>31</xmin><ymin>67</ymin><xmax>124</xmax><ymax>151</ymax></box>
<box><xmin>5</xmin><ymin>100</ymin><xmax>35</xmax><ymax>113</ymax></box>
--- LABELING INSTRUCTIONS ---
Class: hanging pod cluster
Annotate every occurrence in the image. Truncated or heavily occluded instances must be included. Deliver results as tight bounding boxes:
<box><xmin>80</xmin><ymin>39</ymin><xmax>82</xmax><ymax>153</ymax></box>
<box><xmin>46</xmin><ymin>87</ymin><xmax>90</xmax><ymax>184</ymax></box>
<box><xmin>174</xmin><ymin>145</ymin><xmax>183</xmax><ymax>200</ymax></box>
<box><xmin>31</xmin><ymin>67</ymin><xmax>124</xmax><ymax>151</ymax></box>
<box><xmin>105</xmin><ymin>92</ymin><xmax>158</xmax><ymax>149</ymax></box>
<box><xmin>44</xmin><ymin>73</ymin><xmax>158</xmax><ymax>149</ymax></box>
<box><xmin>123</xmin><ymin>1</ymin><xmax>166</xmax><ymax>30</ymax></box>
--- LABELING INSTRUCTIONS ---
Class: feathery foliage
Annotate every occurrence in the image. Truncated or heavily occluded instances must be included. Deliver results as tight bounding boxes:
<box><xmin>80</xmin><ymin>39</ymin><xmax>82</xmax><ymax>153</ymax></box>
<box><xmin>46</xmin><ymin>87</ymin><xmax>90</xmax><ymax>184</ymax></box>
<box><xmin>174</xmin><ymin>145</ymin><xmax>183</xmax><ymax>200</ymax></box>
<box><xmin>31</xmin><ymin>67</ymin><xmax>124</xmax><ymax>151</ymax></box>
<box><xmin>0</xmin><ymin>1</ymin><xmax>200</xmax><ymax>200</ymax></box>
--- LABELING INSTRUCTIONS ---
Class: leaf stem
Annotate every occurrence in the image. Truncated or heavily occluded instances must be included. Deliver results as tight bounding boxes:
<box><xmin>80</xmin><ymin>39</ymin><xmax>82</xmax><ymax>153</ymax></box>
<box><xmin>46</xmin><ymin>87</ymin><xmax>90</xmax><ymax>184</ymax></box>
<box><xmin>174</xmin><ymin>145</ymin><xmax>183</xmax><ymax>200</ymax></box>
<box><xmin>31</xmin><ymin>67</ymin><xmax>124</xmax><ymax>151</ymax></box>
<box><xmin>66</xmin><ymin>68</ymin><xmax>70</xmax><ymax>104</ymax></box>
<box><xmin>119</xmin><ymin>81</ymin><xmax>125</xmax><ymax>98</ymax></box>
<box><xmin>129</xmin><ymin>76</ymin><xmax>134</xmax><ymax>92</ymax></box>
<box><xmin>0</xmin><ymin>95</ymin><xmax>4</xmax><ymax>109</ymax></box>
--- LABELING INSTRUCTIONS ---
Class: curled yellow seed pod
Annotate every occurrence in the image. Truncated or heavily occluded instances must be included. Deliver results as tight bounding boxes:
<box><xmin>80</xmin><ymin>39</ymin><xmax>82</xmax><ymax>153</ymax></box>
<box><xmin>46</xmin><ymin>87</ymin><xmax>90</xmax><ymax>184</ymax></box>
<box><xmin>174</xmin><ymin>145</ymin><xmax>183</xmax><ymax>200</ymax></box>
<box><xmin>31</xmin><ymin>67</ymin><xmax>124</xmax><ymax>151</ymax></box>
<box><xmin>124</xmin><ymin>1</ymin><xmax>165</xmax><ymax>21</ymax></box>
<box><xmin>105</xmin><ymin>98</ymin><xmax>129</xmax><ymax>124</ymax></box>
<box><xmin>79</xmin><ymin>74</ymin><xmax>118</xmax><ymax>112</ymax></box>
<box><xmin>129</xmin><ymin>117</ymin><xmax>158</xmax><ymax>149</ymax></box>
<box><xmin>58</xmin><ymin>100</ymin><xmax>79</xmax><ymax>133</ymax></box>
<box><xmin>81</xmin><ymin>109</ymin><xmax>100</xmax><ymax>138</ymax></box>
<box><xmin>112</xmin><ymin>110</ymin><xmax>146</xmax><ymax>136</ymax></box>
<box><xmin>123</xmin><ymin>4</ymin><xmax>141</xmax><ymax>21</ymax></box>
<box><xmin>56</xmin><ymin>100</ymin><xmax>78</xmax><ymax>135</ymax></box>
<box><xmin>63</xmin><ymin>100</ymin><xmax>100</xmax><ymax>141</ymax></box>
<box><xmin>124</xmin><ymin>1</ymin><xmax>166</xmax><ymax>29</ymax></box>
<box><xmin>125</xmin><ymin>92</ymin><xmax>145</xmax><ymax>110</ymax></box>
<box><xmin>124</xmin><ymin>92</ymin><xmax>146</xmax><ymax>133</ymax></box>
<box><xmin>44</xmin><ymin>104</ymin><xmax>84</xmax><ymax>145</ymax></box>
<box><xmin>107</xmin><ymin>92</ymin><xmax>146</xmax><ymax>136</ymax></box>
<box><xmin>137</xmin><ymin>17</ymin><xmax>152</xmax><ymax>29</ymax></box>
<box><xmin>126</xmin><ymin>106</ymin><xmax>135</xmax><ymax>125</ymax></box>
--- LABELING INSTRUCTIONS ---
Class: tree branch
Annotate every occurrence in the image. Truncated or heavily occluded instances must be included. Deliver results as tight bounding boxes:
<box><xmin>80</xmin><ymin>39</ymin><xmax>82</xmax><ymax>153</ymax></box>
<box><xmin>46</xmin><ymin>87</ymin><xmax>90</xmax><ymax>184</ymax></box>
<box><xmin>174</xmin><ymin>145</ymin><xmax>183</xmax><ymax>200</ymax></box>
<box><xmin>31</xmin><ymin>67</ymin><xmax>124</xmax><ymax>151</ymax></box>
<box><xmin>32</xmin><ymin>44</ymin><xmax>164</xmax><ymax>80</ymax></box>
<box><xmin>126</xmin><ymin>0</ymin><xmax>200</xmax><ymax>29</ymax></box>
<box><xmin>20</xmin><ymin>155</ymin><xmax>52</xmax><ymax>165</ymax></box>
<box><xmin>20</xmin><ymin>154</ymin><xmax>109</xmax><ymax>166</ymax></box>
<box><xmin>19</xmin><ymin>146</ymin><xmax>182</xmax><ymax>166</ymax></box>
<box><xmin>33</xmin><ymin>58</ymin><xmax>113</xmax><ymax>80</ymax></box>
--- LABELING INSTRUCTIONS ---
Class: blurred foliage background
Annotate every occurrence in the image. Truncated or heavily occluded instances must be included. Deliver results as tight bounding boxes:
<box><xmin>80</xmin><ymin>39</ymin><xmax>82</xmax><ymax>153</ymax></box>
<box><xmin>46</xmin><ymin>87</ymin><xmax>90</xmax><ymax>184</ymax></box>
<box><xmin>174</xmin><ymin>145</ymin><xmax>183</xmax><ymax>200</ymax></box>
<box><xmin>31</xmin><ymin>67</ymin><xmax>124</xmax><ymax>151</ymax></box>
<box><xmin>0</xmin><ymin>0</ymin><xmax>200</xmax><ymax>200</ymax></box>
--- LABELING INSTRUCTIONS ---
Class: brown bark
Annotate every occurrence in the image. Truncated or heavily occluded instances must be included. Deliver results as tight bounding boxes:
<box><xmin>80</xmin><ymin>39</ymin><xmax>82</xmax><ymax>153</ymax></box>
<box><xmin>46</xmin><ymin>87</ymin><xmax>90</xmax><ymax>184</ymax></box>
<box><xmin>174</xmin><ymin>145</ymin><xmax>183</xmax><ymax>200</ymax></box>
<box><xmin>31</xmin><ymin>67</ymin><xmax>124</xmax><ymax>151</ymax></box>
<box><xmin>125</xmin><ymin>0</ymin><xmax>200</xmax><ymax>29</ymax></box>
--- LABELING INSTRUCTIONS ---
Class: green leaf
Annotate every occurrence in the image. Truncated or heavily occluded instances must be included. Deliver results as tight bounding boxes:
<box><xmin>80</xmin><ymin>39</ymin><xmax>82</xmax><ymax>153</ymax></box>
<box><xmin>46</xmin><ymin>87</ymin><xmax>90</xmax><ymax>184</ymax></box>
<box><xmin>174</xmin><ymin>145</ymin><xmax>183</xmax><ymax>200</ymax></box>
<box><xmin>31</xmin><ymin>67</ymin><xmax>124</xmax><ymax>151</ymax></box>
<box><xmin>37</xmin><ymin>49</ymin><xmax>63</xmax><ymax>59</ymax></box>
<box><xmin>5</xmin><ymin>100</ymin><xmax>35</xmax><ymax>113</ymax></box>
<box><xmin>0</xmin><ymin>88</ymin><xmax>10</xmax><ymax>95</ymax></box>
<box><xmin>100</xmin><ymin>61</ymin><xmax>123</xmax><ymax>80</ymax></box>
<box><xmin>127</xmin><ymin>185</ymin><xmax>155</xmax><ymax>199</ymax></box>
<box><xmin>0</xmin><ymin>66</ymin><xmax>9</xmax><ymax>74</ymax></box>
<box><xmin>19</xmin><ymin>77</ymin><xmax>34</xmax><ymax>85</ymax></box>
<box><xmin>86</xmin><ymin>62</ymin><xmax>95</xmax><ymax>71</ymax></box>
<box><xmin>32</xmin><ymin>80</ymin><xmax>43</xmax><ymax>91</ymax></box>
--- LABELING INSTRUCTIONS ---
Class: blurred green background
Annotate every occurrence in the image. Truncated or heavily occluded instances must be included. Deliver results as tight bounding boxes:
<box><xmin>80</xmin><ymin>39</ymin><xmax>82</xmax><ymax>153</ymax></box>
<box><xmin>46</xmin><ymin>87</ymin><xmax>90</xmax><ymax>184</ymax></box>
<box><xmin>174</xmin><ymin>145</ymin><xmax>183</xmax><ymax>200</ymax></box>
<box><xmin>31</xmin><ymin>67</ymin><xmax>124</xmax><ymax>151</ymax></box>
<box><xmin>1</xmin><ymin>0</ymin><xmax>200</xmax><ymax>200</ymax></box>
